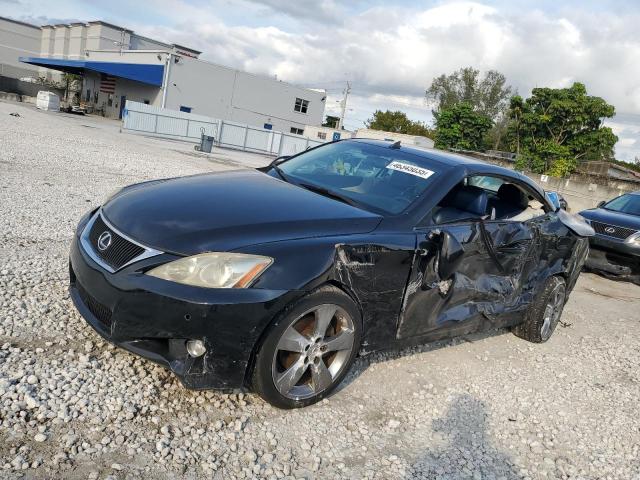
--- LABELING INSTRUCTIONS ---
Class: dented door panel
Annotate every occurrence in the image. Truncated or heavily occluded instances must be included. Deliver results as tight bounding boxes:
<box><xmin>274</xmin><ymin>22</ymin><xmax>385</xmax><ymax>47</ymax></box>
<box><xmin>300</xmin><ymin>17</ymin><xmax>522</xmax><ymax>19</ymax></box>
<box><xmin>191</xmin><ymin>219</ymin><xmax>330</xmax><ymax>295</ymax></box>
<box><xmin>397</xmin><ymin>213</ymin><xmax>586</xmax><ymax>342</ymax></box>
<box><xmin>398</xmin><ymin>219</ymin><xmax>539</xmax><ymax>340</ymax></box>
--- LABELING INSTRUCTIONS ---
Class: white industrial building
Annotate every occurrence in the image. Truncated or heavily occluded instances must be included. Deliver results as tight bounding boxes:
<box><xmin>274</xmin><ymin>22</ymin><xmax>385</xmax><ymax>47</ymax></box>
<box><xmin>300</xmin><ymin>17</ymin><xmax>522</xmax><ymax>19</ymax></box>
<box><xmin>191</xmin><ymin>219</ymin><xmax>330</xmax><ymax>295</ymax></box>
<box><xmin>0</xmin><ymin>16</ymin><xmax>41</xmax><ymax>79</ymax></box>
<box><xmin>1</xmin><ymin>17</ymin><xmax>326</xmax><ymax>132</ymax></box>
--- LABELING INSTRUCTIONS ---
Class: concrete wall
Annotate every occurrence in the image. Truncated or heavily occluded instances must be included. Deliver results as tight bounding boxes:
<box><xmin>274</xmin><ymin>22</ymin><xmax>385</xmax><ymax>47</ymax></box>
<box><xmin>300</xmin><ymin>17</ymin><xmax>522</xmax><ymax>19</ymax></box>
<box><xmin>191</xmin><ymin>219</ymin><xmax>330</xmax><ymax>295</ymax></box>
<box><xmin>162</xmin><ymin>55</ymin><xmax>326</xmax><ymax>131</ymax></box>
<box><xmin>68</xmin><ymin>24</ymin><xmax>87</xmax><ymax>60</ymax></box>
<box><xmin>0</xmin><ymin>76</ymin><xmax>64</xmax><ymax>98</ymax></box>
<box><xmin>84</xmin><ymin>49</ymin><xmax>165</xmax><ymax>65</ymax></box>
<box><xmin>163</xmin><ymin>54</ymin><xmax>233</xmax><ymax>116</ymax></box>
<box><xmin>129</xmin><ymin>34</ymin><xmax>172</xmax><ymax>52</ymax></box>
<box><xmin>40</xmin><ymin>26</ymin><xmax>54</xmax><ymax>57</ymax></box>
<box><xmin>0</xmin><ymin>16</ymin><xmax>40</xmax><ymax>79</ymax></box>
<box><xmin>524</xmin><ymin>172</ymin><xmax>639</xmax><ymax>213</ymax></box>
<box><xmin>85</xmin><ymin>23</ymin><xmax>131</xmax><ymax>51</ymax></box>
<box><xmin>52</xmin><ymin>25</ymin><xmax>70</xmax><ymax>58</ymax></box>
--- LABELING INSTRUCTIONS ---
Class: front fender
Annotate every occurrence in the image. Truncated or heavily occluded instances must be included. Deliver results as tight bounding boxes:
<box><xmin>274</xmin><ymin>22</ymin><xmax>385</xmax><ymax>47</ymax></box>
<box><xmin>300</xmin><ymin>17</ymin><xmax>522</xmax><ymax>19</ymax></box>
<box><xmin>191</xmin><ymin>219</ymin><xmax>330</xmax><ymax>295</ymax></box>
<box><xmin>235</xmin><ymin>233</ymin><xmax>417</xmax><ymax>351</ymax></box>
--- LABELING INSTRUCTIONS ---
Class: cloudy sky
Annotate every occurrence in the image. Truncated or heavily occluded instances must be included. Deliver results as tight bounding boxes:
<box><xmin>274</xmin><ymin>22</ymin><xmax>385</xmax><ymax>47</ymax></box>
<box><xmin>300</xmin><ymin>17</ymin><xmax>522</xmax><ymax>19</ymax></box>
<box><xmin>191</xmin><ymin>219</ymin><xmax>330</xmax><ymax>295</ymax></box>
<box><xmin>4</xmin><ymin>0</ymin><xmax>640</xmax><ymax>162</ymax></box>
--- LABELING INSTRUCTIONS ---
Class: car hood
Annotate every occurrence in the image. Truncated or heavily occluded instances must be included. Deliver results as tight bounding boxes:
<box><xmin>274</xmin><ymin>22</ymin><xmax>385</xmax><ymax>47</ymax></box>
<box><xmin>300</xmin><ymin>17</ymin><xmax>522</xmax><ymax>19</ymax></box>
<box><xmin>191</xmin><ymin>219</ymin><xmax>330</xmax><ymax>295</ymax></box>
<box><xmin>579</xmin><ymin>208</ymin><xmax>640</xmax><ymax>230</ymax></box>
<box><xmin>102</xmin><ymin>170</ymin><xmax>382</xmax><ymax>255</ymax></box>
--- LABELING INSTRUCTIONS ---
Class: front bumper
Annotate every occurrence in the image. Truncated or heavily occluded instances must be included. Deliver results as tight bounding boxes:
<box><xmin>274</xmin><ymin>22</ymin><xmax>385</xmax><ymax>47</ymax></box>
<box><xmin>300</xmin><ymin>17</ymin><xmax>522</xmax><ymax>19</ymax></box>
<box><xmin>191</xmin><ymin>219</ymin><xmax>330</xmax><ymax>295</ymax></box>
<box><xmin>69</xmin><ymin>232</ymin><xmax>299</xmax><ymax>390</ymax></box>
<box><xmin>585</xmin><ymin>234</ymin><xmax>640</xmax><ymax>283</ymax></box>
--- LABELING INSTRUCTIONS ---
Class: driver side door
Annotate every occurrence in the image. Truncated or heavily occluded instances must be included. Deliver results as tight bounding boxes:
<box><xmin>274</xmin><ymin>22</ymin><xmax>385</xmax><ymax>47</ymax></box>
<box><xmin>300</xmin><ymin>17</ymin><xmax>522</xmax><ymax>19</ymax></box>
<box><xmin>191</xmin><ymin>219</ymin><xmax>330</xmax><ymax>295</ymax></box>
<box><xmin>396</xmin><ymin>184</ymin><xmax>542</xmax><ymax>341</ymax></box>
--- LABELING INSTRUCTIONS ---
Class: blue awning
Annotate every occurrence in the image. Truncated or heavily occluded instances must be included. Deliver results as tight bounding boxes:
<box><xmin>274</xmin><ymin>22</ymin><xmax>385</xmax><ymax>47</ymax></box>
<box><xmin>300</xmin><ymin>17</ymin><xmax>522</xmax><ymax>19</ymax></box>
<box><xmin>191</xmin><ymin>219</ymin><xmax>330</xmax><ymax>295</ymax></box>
<box><xmin>19</xmin><ymin>57</ymin><xmax>164</xmax><ymax>87</ymax></box>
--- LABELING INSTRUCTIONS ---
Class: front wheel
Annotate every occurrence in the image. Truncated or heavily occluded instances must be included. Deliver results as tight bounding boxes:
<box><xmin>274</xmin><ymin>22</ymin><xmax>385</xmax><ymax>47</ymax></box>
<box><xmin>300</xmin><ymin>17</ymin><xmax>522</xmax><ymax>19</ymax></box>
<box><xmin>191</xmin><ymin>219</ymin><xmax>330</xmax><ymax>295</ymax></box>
<box><xmin>251</xmin><ymin>286</ymin><xmax>361</xmax><ymax>409</ymax></box>
<box><xmin>513</xmin><ymin>276</ymin><xmax>566</xmax><ymax>343</ymax></box>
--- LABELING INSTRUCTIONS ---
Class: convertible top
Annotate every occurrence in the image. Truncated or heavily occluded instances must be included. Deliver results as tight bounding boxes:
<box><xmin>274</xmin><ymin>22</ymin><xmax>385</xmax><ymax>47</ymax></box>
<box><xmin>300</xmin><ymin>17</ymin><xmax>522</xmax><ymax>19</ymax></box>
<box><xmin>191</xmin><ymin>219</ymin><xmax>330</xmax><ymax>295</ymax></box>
<box><xmin>348</xmin><ymin>138</ymin><xmax>548</xmax><ymax>202</ymax></box>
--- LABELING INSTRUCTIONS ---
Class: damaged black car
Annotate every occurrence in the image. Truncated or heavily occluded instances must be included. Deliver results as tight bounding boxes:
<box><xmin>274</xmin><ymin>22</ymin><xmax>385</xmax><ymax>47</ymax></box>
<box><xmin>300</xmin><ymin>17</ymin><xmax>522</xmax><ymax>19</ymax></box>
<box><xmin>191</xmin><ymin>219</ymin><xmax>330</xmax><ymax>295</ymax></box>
<box><xmin>69</xmin><ymin>139</ymin><xmax>593</xmax><ymax>408</ymax></box>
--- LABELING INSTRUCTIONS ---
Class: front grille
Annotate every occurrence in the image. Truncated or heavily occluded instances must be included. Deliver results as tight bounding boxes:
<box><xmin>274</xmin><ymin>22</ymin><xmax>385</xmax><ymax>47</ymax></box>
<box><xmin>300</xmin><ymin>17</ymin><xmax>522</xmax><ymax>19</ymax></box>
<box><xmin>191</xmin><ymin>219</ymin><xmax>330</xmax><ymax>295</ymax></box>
<box><xmin>75</xmin><ymin>281</ymin><xmax>113</xmax><ymax>329</ymax></box>
<box><xmin>591</xmin><ymin>220</ymin><xmax>638</xmax><ymax>240</ymax></box>
<box><xmin>88</xmin><ymin>215</ymin><xmax>145</xmax><ymax>270</ymax></box>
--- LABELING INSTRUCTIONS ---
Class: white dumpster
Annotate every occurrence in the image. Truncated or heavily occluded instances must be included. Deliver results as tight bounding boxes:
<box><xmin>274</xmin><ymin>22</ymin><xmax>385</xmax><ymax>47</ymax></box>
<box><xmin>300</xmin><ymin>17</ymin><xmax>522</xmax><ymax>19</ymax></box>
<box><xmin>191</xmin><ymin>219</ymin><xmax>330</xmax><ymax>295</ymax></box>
<box><xmin>36</xmin><ymin>91</ymin><xmax>60</xmax><ymax>111</ymax></box>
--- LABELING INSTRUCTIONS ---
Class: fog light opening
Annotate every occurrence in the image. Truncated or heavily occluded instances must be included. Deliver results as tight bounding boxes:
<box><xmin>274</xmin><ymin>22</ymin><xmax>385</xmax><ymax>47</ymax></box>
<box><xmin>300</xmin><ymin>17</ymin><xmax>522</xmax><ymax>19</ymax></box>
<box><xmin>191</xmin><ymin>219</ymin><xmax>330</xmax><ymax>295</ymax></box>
<box><xmin>186</xmin><ymin>339</ymin><xmax>207</xmax><ymax>357</ymax></box>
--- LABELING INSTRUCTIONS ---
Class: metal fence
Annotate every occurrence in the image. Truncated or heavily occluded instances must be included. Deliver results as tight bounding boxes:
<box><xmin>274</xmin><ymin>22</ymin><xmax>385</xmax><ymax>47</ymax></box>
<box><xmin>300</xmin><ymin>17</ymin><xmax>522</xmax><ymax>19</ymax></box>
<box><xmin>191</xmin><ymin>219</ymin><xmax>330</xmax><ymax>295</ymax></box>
<box><xmin>122</xmin><ymin>101</ymin><xmax>325</xmax><ymax>156</ymax></box>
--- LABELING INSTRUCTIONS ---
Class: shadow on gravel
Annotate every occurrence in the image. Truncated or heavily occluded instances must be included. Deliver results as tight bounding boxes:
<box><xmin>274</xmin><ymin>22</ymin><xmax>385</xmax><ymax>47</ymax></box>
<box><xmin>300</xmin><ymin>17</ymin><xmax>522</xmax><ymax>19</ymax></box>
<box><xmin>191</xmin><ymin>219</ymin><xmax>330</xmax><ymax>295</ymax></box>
<box><xmin>407</xmin><ymin>394</ymin><xmax>519</xmax><ymax>479</ymax></box>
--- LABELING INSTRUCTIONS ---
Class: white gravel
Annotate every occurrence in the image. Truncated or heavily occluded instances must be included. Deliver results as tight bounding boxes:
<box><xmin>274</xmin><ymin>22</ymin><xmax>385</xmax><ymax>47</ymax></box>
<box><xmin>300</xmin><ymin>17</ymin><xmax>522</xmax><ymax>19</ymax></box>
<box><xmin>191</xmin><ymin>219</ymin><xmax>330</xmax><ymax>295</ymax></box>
<box><xmin>1</xmin><ymin>99</ymin><xmax>640</xmax><ymax>479</ymax></box>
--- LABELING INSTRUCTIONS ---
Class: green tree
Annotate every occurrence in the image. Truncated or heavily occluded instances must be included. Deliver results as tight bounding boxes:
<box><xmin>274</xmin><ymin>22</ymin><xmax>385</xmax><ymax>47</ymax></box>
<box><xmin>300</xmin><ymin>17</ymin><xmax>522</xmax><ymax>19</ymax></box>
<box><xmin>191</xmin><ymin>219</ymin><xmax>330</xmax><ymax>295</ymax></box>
<box><xmin>507</xmin><ymin>83</ymin><xmax>618</xmax><ymax>176</ymax></box>
<box><xmin>322</xmin><ymin>115</ymin><xmax>340</xmax><ymax>128</ymax></box>
<box><xmin>426</xmin><ymin>67</ymin><xmax>513</xmax><ymax>121</ymax></box>
<box><xmin>366</xmin><ymin>110</ymin><xmax>433</xmax><ymax>138</ymax></box>
<box><xmin>433</xmin><ymin>102</ymin><xmax>492</xmax><ymax>150</ymax></box>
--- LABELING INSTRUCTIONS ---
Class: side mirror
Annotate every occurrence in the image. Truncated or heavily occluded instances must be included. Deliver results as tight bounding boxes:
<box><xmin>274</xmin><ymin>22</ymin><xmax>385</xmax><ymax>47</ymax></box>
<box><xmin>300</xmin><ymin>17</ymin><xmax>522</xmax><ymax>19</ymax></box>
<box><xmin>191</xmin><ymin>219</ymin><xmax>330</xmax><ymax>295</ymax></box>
<box><xmin>437</xmin><ymin>231</ymin><xmax>465</xmax><ymax>280</ymax></box>
<box><xmin>597</xmin><ymin>200</ymin><xmax>606</xmax><ymax>208</ymax></box>
<box><xmin>545</xmin><ymin>191</ymin><xmax>561</xmax><ymax>212</ymax></box>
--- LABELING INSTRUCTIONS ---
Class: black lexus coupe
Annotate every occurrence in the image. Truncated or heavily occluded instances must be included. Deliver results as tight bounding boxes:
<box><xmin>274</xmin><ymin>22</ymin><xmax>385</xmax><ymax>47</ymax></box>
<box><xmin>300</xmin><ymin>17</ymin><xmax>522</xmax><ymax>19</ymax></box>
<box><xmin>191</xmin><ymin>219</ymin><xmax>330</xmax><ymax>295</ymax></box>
<box><xmin>69</xmin><ymin>139</ymin><xmax>593</xmax><ymax>408</ymax></box>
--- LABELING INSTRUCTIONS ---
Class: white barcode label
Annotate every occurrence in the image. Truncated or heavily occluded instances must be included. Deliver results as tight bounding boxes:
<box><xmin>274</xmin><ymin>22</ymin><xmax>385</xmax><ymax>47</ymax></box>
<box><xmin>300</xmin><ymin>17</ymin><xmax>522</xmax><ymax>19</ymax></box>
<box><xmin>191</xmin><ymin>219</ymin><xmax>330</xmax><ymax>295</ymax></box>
<box><xmin>386</xmin><ymin>161</ymin><xmax>435</xmax><ymax>179</ymax></box>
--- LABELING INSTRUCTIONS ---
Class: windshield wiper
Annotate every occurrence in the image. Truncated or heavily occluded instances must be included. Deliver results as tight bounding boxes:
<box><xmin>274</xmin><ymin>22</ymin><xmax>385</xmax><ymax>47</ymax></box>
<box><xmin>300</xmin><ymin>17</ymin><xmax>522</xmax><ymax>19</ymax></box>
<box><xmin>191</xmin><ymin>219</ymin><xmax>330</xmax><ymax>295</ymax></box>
<box><xmin>298</xmin><ymin>183</ymin><xmax>360</xmax><ymax>207</ymax></box>
<box><xmin>272</xmin><ymin>164</ymin><xmax>289</xmax><ymax>182</ymax></box>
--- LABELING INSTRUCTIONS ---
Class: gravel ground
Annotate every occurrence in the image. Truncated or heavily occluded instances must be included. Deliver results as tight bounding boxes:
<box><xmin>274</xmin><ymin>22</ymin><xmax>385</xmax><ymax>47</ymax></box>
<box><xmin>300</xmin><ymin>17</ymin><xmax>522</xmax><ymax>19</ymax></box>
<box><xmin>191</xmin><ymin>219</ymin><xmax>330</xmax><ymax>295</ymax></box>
<box><xmin>1</xmin><ymin>100</ymin><xmax>639</xmax><ymax>480</ymax></box>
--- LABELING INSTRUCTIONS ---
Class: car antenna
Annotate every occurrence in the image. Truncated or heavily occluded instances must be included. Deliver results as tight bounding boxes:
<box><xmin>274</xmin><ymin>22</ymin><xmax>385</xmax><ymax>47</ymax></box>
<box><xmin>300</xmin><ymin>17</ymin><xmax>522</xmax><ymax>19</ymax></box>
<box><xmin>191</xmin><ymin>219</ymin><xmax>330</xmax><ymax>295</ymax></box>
<box><xmin>389</xmin><ymin>140</ymin><xmax>401</xmax><ymax>149</ymax></box>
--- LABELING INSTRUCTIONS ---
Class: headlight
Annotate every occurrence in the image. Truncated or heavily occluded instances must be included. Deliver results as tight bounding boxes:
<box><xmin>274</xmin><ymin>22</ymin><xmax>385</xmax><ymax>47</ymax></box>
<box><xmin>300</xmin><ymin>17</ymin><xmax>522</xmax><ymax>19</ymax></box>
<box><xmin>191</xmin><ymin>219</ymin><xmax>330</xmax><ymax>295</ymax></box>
<box><xmin>625</xmin><ymin>231</ymin><xmax>640</xmax><ymax>247</ymax></box>
<box><xmin>146</xmin><ymin>252</ymin><xmax>272</xmax><ymax>288</ymax></box>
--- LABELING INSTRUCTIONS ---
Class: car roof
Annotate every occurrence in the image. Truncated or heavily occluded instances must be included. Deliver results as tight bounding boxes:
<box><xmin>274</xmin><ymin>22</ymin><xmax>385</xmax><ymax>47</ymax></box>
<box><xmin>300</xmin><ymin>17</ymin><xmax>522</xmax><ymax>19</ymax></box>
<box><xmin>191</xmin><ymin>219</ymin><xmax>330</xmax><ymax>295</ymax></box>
<box><xmin>347</xmin><ymin>138</ymin><xmax>548</xmax><ymax>199</ymax></box>
<box><xmin>349</xmin><ymin>138</ymin><xmax>519</xmax><ymax>175</ymax></box>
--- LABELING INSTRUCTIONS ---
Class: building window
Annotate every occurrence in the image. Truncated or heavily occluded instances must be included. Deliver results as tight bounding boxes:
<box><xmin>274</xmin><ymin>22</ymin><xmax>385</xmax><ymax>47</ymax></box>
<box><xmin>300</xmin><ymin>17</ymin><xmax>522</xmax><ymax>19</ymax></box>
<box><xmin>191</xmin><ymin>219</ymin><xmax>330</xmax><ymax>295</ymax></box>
<box><xmin>107</xmin><ymin>93</ymin><xmax>113</xmax><ymax>107</ymax></box>
<box><xmin>290</xmin><ymin>127</ymin><xmax>304</xmax><ymax>135</ymax></box>
<box><xmin>317</xmin><ymin>132</ymin><xmax>327</xmax><ymax>140</ymax></box>
<box><xmin>85</xmin><ymin>89</ymin><xmax>91</xmax><ymax>102</ymax></box>
<box><xmin>294</xmin><ymin>98</ymin><xmax>309</xmax><ymax>114</ymax></box>
<box><xmin>143</xmin><ymin>99</ymin><xmax>150</xmax><ymax>105</ymax></box>
<box><xmin>180</xmin><ymin>106</ymin><xmax>192</xmax><ymax>113</ymax></box>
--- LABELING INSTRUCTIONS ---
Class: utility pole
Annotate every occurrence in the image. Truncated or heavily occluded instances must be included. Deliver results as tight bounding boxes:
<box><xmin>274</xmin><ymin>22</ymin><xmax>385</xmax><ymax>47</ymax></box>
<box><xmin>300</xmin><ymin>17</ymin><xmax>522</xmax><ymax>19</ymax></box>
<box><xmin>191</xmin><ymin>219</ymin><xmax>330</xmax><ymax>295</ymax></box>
<box><xmin>337</xmin><ymin>81</ymin><xmax>351</xmax><ymax>130</ymax></box>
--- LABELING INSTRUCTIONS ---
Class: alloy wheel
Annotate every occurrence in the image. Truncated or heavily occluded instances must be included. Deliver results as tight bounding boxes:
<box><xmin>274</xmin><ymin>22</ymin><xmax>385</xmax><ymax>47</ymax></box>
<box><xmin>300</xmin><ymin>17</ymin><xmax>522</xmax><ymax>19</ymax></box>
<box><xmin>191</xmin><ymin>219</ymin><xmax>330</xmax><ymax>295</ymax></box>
<box><xmin>541</xmin><ymin>283</ymin><xmax>566</xmax><ymax>340</ymax></box>
<box><xmin>271</xmin><ymin>304</ymin><xmax>355</xmax><ymax>400</ymax></box>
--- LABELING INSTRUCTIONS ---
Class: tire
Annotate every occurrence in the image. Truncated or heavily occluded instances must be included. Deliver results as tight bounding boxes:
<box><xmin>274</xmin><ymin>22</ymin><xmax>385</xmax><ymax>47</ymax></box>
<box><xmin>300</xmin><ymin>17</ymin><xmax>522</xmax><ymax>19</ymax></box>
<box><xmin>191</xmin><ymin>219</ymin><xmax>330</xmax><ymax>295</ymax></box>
<box><xmin>251</xmin><ymin>285</ymin><xmax>362</xmax><ymax>409</ymax></box>
<box><xmin>513</xmin><ymin>276</ymin><xmax>566</xmax><ymax>343</ymax></box>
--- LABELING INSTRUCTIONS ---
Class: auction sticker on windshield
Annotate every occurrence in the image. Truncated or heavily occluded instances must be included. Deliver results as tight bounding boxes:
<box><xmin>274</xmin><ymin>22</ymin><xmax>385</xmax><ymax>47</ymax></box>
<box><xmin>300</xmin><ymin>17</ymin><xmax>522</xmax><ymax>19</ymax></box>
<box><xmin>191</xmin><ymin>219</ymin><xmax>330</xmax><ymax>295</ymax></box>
<box><xmin>386</xmin><ymin>161</ymin><xmax>435</xmax><ymax>180</ymax></box>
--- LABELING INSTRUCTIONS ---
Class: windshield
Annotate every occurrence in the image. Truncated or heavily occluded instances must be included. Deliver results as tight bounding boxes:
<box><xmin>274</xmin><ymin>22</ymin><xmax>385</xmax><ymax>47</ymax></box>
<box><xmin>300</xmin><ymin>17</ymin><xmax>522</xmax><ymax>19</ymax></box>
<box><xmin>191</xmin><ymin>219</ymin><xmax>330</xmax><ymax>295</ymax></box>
<box><xmin>277</xmin><ymin>141</ymin><xmax>445</xmax><ymax>214</ymax></box>
<box><xmin>603</xmin><ymin>194</ymin><xmax>640</xmax><ymax>216</ymax></box>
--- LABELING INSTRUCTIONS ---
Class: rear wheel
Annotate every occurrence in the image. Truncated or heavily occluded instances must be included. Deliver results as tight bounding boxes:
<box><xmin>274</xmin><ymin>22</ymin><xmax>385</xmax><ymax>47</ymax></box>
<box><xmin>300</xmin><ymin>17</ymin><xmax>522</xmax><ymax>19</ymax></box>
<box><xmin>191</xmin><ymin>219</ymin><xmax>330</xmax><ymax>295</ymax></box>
<box><xmin>513</xmin><ymin>276</ymin><xmax>566</xmax><ymax>343</ymax></box>
<box><xmin>251</xmin><ymin>286</ymin><xmax>361</xmax><ymax>409</ymax></box>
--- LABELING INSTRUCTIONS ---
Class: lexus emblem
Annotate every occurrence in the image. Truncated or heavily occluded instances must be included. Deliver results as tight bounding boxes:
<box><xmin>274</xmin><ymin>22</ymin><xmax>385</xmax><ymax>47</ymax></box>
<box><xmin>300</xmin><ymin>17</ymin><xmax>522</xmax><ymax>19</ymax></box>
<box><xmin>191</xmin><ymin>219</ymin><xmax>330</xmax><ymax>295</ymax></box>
<box><xmin>604</xmin><ymin>227</ymin><xmax>616</xmax><ymax>234</ymax></box>
<box><xmin>97</xmin><ymin>231</ymin><xmax>112</xmax><ymax>251</ymax></box>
